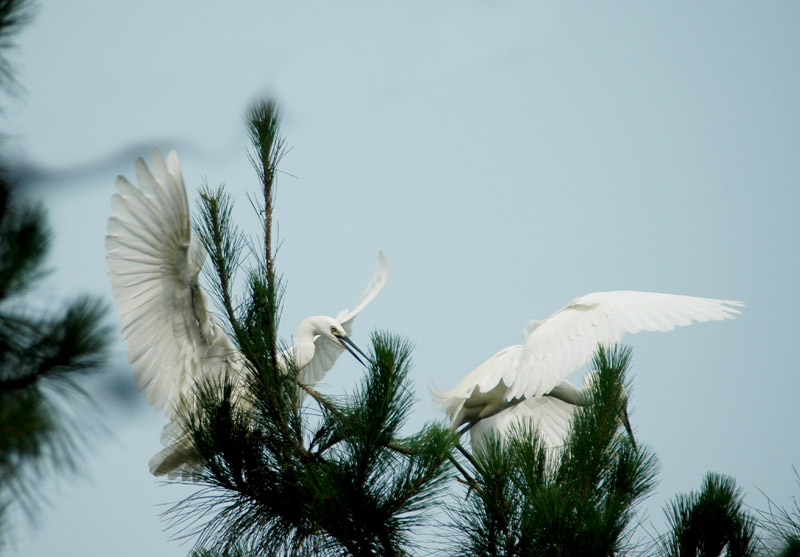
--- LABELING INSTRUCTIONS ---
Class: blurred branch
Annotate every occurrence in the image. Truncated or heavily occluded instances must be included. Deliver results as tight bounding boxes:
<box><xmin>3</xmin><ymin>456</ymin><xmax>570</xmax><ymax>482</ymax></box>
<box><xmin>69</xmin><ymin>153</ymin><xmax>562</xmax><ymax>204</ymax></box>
<box><xmin>0</xmin><ymin>0</ymin><xmax>36</xmax><ymax>96</ymax></box>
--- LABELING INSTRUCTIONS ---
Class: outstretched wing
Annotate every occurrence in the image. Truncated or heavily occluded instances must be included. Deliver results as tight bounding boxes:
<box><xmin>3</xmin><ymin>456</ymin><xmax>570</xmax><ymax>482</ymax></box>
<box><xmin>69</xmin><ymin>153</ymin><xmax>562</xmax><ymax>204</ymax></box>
<box><xmin>106</xmin><ymin>149</ymin><xmax>237</xmax><ymax>419</ymax></box>
<box><xmin>506</xmin><ymin>291</ymin><xmax>744</xmax><ymax>401</ymax></box>
<box><xmin>299</xmin><ymin>251</ymin><xmax>388</xmax><ymax>387</ymax></box>
<box><xmin>337</xmin><ymin>251</ymin><xmax>389</xmax><ymax>333</ymax></box>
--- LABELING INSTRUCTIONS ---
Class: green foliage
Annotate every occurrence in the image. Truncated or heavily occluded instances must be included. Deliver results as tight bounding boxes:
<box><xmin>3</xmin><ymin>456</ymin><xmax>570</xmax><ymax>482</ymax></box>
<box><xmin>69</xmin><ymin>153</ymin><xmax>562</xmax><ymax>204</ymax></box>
<box><xmin>779</xmin><ymin>539</ymin><xmax>800</xmax><ymax>557</ymax></box>
<box><xmin>449</xmin><ymin>345</ymin><xmax>660</xmax><ymax>557</ymax></box>
<box><xmin>162</xmin><ymin>103</ymin><xmax>455</xmax><ymax>555</ymax></box>
<box><xmin>246</xmin><ymin>99</ymin><xmax>286</xmax><ymax>192</ymax></box>
<box><xmin>0</xmin><ymin>171</ymin><xmax>110</xmax><ymax>544</ymax></box>
<box><xmin>190</xmin><ymin>547</ymin><xmax>253</xmax><ymax>557</ymax></box>
<box><xmin>0</xmin><ymin>0</ymin><xmax>35</xmax><ymax>95</ymax></box>
<box><xmin>757</xmin><ymin>468</ymin><xmax>800</xmax><ymax>556</ymax></box>
<box><xmin>168</xmin><ymin>332</ymin><xmax>455</xmax><ymax>556</ymax></box>
<box><xmin>246</xmin><ymin>99</ymin><xmax>286</xmax><ymax>377</ymax></box>
<box><xmin>195</xmin><ymin>185</ymin><xmax>246</xmax><ymax>326</ymax></box>
<box><xmin>302</xmin><ymin>333</ymin><xmax>455</xmax><ymax>555</ymax></box>
<box><xmin>660</xmin><ymin>472</ymin><xmax>762</xmax><ymax>557</ymax></box>
<box><xmin>0</xmin><ymin>182</ymin><xmax>48</xmax><ymax>297</ymax></box>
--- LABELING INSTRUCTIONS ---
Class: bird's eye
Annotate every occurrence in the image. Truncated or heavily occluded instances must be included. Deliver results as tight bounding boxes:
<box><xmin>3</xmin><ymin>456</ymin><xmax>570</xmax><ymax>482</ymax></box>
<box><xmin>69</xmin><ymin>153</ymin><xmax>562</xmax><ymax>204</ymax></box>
<box><xmin>330</xmin><ymin>326</ymin><xmax>338</xmax><ymax>334</ymax></box>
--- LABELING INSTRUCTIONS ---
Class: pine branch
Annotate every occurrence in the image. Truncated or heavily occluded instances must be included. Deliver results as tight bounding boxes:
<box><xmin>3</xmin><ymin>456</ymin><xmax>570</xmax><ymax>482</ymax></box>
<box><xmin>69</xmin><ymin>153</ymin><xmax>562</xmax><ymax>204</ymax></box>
<box><xmin>0</xmin><ymin>296</ymin><xmax>109</xmax><ymax>392</ymax></box>
<box><xmin>450</xmin><ymin>344</ymin><xmax>660</xmax><ymax>556</ymax></box>
<box><xmin>755</xmin><ymin>467</ymin><xmax>800</xmax><ymax>556</ymax></box>
<box><xmin>0</xmin><ymin>0</ymin><xmax>35</xmax><ymax>96</ymax></box>
<box><xmin>660</xmin><ymin>472</ymin><xmax>762</xmax><ymax>557</ymax></box>
<box><xmin>163</xmin><ymin>102</ymin><xmax>460</xmax><ymax>556</ymax></box>
<box><xmin>246</xmin><ymin>100</ymin><xmax>286</xmax><ymax>377</ymax></box>
<box><xmin>169</xmin><ymin>331</ymin><xmax>454</xmax><ymax>556</ymax></box>
<box><xmin>0</xmin><ymin>173</ymin><xmax>50</xmax><ymax>300</ymax></box>
<box><xmin>0</xmin><ymin>184</ymin><xmax>110</xmax><ymax>541</ymax></box>
<box><xmin>193</xmin><ymin>186</ymin><xmax>303</xmax><ymax>452</ymax></box>
<box><xmin>195</xmin><ymin>185</ymin><xmax>244</xmax><ymax>338</ymax></box>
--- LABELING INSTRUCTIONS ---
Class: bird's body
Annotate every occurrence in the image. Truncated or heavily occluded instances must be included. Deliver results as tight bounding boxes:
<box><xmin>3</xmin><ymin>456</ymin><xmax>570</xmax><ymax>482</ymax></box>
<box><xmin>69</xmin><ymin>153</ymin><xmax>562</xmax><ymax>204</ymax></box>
<box><xmin>433</xmin><ymin>291</ymin><xmax>743</xmax><ymax>449</ymax></box>
<box><xmin>106</xmin><ymin>149</ymin><xmax>387</xmax><ymax>477</ymax></box>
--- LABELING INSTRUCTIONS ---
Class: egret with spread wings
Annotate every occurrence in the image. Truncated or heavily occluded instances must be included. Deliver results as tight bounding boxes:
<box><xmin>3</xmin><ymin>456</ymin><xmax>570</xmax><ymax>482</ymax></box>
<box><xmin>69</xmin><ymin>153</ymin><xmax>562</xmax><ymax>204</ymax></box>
<box><xmin>106</xmin><ymin>150</ymin><xmax>387</xmax><ymax>476</ymax></box>
<box><xmin>433</xmin><ymin>291</ymin><xmax>743</xmax><ymax>450</ymax></box>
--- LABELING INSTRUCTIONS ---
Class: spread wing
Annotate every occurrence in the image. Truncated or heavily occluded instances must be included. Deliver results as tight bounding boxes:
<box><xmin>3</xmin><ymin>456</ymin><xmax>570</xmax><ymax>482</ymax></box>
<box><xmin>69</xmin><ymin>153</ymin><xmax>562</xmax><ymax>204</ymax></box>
<box><xmin>106</xmin><ymin>149</ymin><xmax>238</xmax><ymax>419</ymax></box>
<box><xmin>336</xmin><ymin>251</ymin><xmax>389</xmax><ymax>333</ymax></box>
<box><xmin>299</xmin><ymin>251</ymin><xmax>388</xmax><ymax>387</ymax></box>
<box><xmin>505</xmin><ymin>291</ymin><xmax>744</xmax><ymax>401</ymax></box>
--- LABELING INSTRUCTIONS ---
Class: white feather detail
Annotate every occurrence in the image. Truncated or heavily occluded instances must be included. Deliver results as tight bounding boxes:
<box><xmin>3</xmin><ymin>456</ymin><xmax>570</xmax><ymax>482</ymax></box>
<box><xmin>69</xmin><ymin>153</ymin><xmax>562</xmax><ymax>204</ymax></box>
<box><xmin>434</xmin><ymin>290</ymin><xmax>743</xmax><ymax>440</ymax></box>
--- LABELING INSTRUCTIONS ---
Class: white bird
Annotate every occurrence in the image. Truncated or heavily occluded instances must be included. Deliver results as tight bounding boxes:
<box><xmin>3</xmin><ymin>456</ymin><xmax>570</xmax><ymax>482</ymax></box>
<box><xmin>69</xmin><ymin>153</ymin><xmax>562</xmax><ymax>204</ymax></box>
<box><xmin>105</xmin><ymin>149</ymin><xmax>387</xmax><ymax>476</ymax></box>
<box><xmin>433</xmin><ymin>291</ymin><xmax>743</xmax><ymax>450</ymax></box>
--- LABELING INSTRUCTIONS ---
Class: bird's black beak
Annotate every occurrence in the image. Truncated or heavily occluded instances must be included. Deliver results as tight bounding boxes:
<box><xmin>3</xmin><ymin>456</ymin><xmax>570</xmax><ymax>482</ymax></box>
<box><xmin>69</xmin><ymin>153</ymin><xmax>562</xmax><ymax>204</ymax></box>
<box><xmin>335</xmin><ymin>333</ymin><xmax>370</xmax><ymax>368</ymax></box>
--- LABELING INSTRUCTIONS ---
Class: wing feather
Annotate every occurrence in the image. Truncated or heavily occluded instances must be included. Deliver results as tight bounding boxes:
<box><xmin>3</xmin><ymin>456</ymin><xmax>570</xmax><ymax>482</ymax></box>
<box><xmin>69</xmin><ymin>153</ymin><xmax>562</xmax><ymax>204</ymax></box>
<box><xmin>298</xmin><ymin>337</ymin><xmax>340</xmax><ymax>387</ymax></box>
<box><xmin>508</xmin><ymin>291</ymin><xmax>744</xmax><ymax>400</ymax></box>
<box><xmin>106</xmin><ymin>149</ymin><xmax>236</xmax><ymax>418</ymax></box>
<box><xmin>299</xmin><ymin>252</ymin><xmax>388</xmax><ymax>387</ymax></box>
<box><xmin>337</xmin><ymin>251</ymin><xmax>389</xmax><ymax>331</ymax></box>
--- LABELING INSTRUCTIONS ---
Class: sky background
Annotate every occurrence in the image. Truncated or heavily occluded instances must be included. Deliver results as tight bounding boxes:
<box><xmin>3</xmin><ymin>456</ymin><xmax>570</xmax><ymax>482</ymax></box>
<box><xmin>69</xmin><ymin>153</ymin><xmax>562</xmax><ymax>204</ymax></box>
<box><xmin>4</xmin><ymin>1</ymin><xmax>799</xmax><ymax>555</ymax></box>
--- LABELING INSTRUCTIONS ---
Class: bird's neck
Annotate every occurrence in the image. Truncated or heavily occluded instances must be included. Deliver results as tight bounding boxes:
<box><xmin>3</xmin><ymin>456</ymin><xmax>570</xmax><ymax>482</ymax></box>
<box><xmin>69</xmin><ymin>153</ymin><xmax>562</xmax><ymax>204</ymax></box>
<box><xmin>545</xmin><ymin>381</ymin><xmax>588</xmax><ymax>406</ymax></box>
<box><xmin>293</xmin><ymin>317</ymin><xmax>324</xmax><ymax>370</ymax></box>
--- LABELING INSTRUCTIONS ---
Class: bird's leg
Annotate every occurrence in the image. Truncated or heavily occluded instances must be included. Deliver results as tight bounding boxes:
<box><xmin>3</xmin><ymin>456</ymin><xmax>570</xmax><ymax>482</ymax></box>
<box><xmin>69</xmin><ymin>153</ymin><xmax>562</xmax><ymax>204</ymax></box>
<box><xmin>621</xmin><ymin>405</ymin><xmax>637</xmax><ymax>449</ymax></box>
<box><xmin>456</xmin><ymin>441</ymin><xmax>481</xmax><ymax>470</ymax></box>
<box><xmin>449</xmin><ymin>443</ymin><xmax>484</xmax><ymax>499</ymax></box>
<box><xmin>449</xmin><ymin>455</ymin><xmax>481</xmax><ymax>495</ymax></box>
<box><xmin>546</xmin><ymin>380</ymin><xmax>638</xmax><ymax>448</ymax></box>
<box><xmin>297</xmin><ymin>379</ymin><xmax>343</xmax><ymax>420</ymax></box>
<box><xmin>543</xmin><ymin>381</ymin><xmax>586</xmax><ymax>406</ymax></box>
<box><xmin>444</xmin><ymin>423</ymin><xmax>484</xmax><ymax>495</ymax></box>
<box><xmin>456</xmin><ymin>420</ymin><xmax>478</xmax><ymax>436</ymax></box>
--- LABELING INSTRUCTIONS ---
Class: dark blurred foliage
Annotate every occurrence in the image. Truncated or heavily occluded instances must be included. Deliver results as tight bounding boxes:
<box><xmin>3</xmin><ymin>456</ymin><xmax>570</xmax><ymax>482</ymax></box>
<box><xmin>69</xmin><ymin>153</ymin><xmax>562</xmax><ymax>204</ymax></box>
<box><xmin>0</xmin><ymin>167</ymin><xmax>111</xmax><ymax>547</ymax></box>
<box><xmin>0</xmin><ymin>0</ymin><xmax>111</xmax><ymax>549</ymax></box>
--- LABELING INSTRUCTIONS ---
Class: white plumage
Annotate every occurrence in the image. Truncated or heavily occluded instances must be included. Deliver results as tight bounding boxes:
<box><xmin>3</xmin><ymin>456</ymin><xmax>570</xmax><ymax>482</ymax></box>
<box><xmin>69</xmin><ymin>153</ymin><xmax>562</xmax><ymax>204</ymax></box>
<box><xmin>106</xmin><ymin>149</ymin><xmax>387</xmax><ymax>477</ymax></box>
<box><xmin>295</xmin><ymin>255</ymin><xmax>388</xmax><ymax>388</ymax></box>
<box><xmin>433</xmin><ymin>291</ymin><xmax>743</xmax><ymax>449</ymax></box>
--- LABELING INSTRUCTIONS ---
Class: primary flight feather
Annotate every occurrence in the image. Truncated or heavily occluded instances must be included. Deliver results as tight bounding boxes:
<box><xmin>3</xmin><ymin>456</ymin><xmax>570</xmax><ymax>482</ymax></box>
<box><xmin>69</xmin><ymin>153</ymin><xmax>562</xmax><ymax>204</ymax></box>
<box><xmin>433</xmin><ymin>291</ymin><xmax>743</xmax><ymax>448</ymax></box>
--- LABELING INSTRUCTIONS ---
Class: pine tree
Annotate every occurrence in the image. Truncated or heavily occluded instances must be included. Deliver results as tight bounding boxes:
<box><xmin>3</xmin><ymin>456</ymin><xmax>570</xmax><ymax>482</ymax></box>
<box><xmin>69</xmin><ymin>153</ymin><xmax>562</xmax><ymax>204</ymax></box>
<box><xmin>163</xmin><ymin>101</ymin><xmax>456</xmax><ymax>556</ymax></box>
<box><xmin>659</xmin><ymin>472</ymin><xmax>763</xmax><ymax>556</ymax></box>
<box><xmin>448</xmin><ymin>344</ymin><xmax>660</xmax><ymax>556</ymax></box>
<box><xmin>0</xmin><ymin>0</ymin><xmax>34</xmax><ymax>97</ymax></box>
<box><xmin>757</xmin><ymin>468</ymin><xmax>800</xmax><ymax>557</ymax></box>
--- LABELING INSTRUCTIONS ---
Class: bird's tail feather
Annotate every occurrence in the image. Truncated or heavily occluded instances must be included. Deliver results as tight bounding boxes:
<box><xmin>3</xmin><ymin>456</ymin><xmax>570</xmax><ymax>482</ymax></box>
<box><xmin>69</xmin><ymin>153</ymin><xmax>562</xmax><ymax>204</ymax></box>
<box><xmin>149</xmin><ymin>433</ymin><xmax>203</xmax><ymax>481</ymax></box>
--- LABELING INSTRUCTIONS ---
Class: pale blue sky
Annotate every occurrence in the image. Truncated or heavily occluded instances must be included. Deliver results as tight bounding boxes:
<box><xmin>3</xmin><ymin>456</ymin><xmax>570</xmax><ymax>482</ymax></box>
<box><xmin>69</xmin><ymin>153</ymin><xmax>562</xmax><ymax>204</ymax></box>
<box><xmin>5</xmin><ymin>2</ymin><xmax>800</xmax><ymax>555</ymax></box>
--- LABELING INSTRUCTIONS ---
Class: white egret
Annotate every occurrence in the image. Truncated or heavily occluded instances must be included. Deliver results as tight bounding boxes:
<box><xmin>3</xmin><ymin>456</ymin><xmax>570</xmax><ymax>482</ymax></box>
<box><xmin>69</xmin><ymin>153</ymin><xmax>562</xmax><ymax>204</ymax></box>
<box><xmin>433</xmin><ymin>291</ymin><xmax>743</xmax><ymax>449</ymax></box>
<box><xmin>106</xmin><ymin>149</ymin><xmax>387</xmax><ymax>476</ymax></box>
